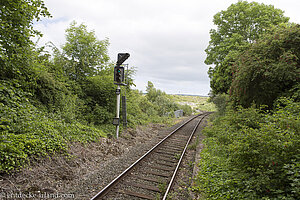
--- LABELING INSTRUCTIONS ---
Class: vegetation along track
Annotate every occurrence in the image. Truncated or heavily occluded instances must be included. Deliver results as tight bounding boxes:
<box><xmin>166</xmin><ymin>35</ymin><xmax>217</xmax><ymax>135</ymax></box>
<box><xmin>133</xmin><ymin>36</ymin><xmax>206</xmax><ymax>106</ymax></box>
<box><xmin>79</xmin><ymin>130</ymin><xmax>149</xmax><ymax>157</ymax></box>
<box><xmin>91</xmin><ymin>112</ymin><xmax>211</xmax><ymax>200</ymax></box>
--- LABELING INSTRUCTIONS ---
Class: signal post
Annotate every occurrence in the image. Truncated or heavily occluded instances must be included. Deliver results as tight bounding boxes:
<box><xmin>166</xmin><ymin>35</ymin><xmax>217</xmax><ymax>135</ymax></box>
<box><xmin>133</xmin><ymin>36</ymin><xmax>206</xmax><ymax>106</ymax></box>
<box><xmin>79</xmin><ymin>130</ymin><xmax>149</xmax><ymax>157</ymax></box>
<box><xmin>113</xmin><ymin>53</ymin><xmax>130</xmax><ymax>139</ymax></box>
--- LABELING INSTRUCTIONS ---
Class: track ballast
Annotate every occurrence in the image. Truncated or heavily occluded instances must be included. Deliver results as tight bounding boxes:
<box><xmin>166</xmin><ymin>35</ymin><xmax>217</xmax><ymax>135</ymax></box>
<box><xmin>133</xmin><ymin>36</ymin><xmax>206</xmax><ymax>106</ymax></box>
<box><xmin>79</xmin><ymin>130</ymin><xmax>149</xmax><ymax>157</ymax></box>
<box><xmin>91</xmin><ymin>113</ymin><xmax>210</xmax><ymax>200</ymax></box>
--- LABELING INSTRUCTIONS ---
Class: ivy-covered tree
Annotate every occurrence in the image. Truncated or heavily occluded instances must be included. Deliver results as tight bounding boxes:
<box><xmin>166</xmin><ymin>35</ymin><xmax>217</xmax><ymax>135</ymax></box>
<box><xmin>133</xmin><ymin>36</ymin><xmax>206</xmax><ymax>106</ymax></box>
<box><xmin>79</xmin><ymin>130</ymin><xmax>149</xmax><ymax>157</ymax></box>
<box><xmin>205</xmin><ymin>1</ymin><xmax>289</xmax><ymax>95</ymax></box>
<box><xmin>230</xmin><ymin>24</ymin><xmax>300</xmax><ymax>108</ymax></box>
<box><xmin>0</xmin><ymin>0</ymin><xmax>51</xmax><ymax>80</ymax></box>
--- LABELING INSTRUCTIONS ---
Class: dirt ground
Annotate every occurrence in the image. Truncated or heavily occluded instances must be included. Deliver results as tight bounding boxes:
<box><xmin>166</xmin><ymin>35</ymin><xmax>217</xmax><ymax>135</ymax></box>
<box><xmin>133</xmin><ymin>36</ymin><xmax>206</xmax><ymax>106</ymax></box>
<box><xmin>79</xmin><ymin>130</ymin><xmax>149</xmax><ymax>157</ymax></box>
<box><xmin>0</xmin><ymin>116</ymin><xmax>207</xmax><ymax>200</ymax></box>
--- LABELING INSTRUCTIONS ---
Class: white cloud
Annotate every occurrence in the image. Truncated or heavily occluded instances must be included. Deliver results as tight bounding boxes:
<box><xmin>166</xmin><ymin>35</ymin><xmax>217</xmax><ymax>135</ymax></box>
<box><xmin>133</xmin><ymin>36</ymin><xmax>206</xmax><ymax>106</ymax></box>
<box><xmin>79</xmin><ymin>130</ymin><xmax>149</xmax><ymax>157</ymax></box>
<box><xmin>36</xmin><ymin>0</ymin><xmax>300</xmax><ymax>95</ymax></box>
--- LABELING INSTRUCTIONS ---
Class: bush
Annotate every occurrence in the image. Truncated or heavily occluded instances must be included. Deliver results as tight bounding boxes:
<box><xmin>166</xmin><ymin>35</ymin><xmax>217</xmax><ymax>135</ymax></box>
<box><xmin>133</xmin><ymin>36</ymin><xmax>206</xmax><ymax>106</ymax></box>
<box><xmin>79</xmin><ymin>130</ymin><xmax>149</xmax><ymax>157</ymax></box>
<box><xmin>209</xmin><ymin>93</ymin><xmax>229</xmax><ymax>115</ymax></box>
<box><xmin>0</xmin><ymin>81</ymin><xmax>105</xmax><ymax>173</ymax></box>
<box><xmin>138</xmin><ymin>96</ymin><xmax>159</xmax><ymax>117</ymax></box>
<box><xmin>125</xmin><ymin>89</ymin><xmax>176</xmax><ymax>128</ymax></box>
<box><xmin>179</xmin><ymin>104</ymin><xmax>193</xmax><ymax>116</ymax></box>
<box><xmin>193</xmin><ymin>98</ymin><xmax>300</xmax><ymax>199</ymax></box>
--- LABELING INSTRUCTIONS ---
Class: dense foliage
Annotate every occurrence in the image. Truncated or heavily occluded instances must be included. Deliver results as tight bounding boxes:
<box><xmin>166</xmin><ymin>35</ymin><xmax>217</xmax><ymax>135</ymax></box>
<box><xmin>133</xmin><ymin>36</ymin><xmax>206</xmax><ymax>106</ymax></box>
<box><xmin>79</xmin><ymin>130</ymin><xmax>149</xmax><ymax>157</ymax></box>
<box><xmin>206</xmin><ymin>1</ymin><xmax>289</xmax><ymax>95</ymax></box>
<box><xmin>194</xmin><ymin>98</ymin><xmax>299</xmax><ymax>199</ymax></box>
<box><xmin>145</xmin><ymin>81</ymin><xmax>192</xmax><ymax>116</ymax></box>
<box><xmin>230</xmin><ymin>24</ymin><xmax>300</xmax><ymax>108</ymax></box>
<box><xmin>0</xmin><ymin>80</ymin><xmax>105</xmax><ymax>172</ymax></box>
<box><xmin>198</xmin><ymin>2</ymin><xmax>299</xmax><ymax>199</ymax></box>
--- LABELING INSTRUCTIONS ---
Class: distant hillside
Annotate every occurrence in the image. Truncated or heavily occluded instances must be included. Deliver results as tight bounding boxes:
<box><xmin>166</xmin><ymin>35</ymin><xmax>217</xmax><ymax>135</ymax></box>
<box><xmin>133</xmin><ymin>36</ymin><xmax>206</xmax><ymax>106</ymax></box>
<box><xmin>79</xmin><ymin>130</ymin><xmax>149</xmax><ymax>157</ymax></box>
<box><xmin>169</xmin><ymin>95</ymin><xmax>216</xmax><ymax>112</ymax></box>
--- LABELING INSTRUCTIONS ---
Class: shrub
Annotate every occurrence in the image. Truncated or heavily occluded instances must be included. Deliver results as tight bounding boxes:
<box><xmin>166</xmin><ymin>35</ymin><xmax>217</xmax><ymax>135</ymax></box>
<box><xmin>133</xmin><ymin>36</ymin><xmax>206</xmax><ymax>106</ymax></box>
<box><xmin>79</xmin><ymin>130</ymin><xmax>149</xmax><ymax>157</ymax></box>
<box><xmin>209</xmin><ymin>93</ymin><xmax>229</xmax><ymax>115</ymax></box>
<box><xmin>193</xmin><ymin>98</ymin><xmax>300</xmax><ymax>199</ymax></box>
<box><xmin>0</xmin><ymin>81</ymin><xmax>105</xmax><ymax>173</ymax></box>
<box><xmin>179</xmin><ymin>104</ymin><xmax>193</xmax><ymax>116</ymax></box>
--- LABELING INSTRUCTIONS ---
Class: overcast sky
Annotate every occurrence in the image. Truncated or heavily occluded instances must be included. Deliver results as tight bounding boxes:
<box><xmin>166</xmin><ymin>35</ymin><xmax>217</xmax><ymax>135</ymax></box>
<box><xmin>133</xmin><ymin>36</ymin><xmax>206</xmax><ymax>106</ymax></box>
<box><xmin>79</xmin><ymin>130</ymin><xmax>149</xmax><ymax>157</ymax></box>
<box><xmin>35</xmin><ymin>0</ymin><xmax>300</xmax><ymax>95</ymax></box>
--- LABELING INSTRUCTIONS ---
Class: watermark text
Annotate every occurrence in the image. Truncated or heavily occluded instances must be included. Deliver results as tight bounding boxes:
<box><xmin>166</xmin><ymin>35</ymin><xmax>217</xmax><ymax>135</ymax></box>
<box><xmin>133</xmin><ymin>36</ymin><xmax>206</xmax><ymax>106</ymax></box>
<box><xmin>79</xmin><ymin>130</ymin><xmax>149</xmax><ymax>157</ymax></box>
<box><xmin>0</xmin><ymin>192</ymin><xmax>74</xmax><ymax>199</ymax></box>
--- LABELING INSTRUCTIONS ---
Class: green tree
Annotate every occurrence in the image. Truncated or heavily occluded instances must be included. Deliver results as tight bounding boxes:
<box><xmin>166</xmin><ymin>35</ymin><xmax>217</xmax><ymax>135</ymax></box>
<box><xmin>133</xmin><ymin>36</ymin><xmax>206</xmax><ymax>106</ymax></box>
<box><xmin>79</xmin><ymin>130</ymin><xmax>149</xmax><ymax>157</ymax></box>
<box><xmin>0</xmin><ymin>0</ymin><xmax>51</xmax><ymax>80</ymax></box>
<box><xmin>230</xmin><ymin>24</ymin><xmax>300</xmax><ymax>108</ymax></box>
<box><xmin>205</xmin><ymin>1</ymin><xmax>289</xmax><ymax>94</ymax></box>
<box><xmin>146</xmin><ymin>81</ymin><xmax>166</xmax><ymax>102</ymax></box>
<box><xmin>62</xmin><ymin>21</ymin><xmax>110</xmax><ymax>82</ymax></box>
<box><xmin>145</xmin><ymin>81</ymin><xmax>185</xmax><ymax>116</ymax></box>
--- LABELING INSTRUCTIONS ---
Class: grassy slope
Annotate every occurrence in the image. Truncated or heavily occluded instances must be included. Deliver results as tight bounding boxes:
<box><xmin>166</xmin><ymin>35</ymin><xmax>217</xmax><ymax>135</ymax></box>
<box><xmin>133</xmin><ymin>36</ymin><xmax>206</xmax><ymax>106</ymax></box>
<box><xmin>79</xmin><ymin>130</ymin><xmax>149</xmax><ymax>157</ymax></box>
<box><xmin>170</xmin><ymin>95</ymin><xmax>216</xmax><ymax>112</ymax></box>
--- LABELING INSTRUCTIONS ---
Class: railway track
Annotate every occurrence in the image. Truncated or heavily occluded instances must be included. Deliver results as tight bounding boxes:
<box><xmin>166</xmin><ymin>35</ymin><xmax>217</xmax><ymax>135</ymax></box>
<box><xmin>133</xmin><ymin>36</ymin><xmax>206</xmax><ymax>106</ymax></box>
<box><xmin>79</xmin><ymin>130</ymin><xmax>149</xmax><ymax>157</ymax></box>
<box><xmin>91</xmin><ymin>113</ymin><xmax>210</xmax><ymax>200</ymax></box>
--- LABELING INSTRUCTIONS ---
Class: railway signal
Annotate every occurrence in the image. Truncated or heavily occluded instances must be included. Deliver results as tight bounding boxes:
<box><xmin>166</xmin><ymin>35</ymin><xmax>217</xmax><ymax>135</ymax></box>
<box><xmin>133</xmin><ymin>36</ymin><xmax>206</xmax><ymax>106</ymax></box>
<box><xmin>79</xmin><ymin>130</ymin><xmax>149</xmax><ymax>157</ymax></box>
<box><xmin>114</xmin><ymin>66</ymin><xmax>124</xmax><ymax>83</ymax></box>
<box><xmin>116</xmin><ymin>53</ymin><xmax>130</xmax><ymax>66</ymax></box>
<box><xmin>113</xmin><ymin>53</ymin><xmax>130</xmax><ymax>139</ymax></box>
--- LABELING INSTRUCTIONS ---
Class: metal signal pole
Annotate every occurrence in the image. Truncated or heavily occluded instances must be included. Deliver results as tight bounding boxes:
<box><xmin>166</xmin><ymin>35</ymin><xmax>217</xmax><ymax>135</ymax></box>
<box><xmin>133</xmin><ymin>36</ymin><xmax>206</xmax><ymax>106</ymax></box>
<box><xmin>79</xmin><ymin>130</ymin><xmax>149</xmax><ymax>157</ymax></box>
<box><xmin>113</xmin><ymin>53</ymin><xmax>130</xmax><ymax>139</ymax></box>
<box><xmin>115</xmin><ymin>85</ymin><xmax>121</xmax><ymax>138</ymax></box>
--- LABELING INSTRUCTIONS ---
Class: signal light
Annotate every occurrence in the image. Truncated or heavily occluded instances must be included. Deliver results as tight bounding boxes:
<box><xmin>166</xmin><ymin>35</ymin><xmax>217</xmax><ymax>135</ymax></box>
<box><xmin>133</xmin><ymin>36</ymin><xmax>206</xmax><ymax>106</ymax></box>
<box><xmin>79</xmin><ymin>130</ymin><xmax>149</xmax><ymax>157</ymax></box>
<box><xmin>114</xmin><ymin>66</ymin><xmax>124</xmax><ymax>83</ymax></box>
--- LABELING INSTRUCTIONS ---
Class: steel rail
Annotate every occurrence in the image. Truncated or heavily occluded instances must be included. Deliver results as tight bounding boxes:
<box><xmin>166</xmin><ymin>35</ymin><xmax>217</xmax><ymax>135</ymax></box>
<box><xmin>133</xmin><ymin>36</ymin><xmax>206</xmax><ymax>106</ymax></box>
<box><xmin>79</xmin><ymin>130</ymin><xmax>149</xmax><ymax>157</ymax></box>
<box><xmin>90</xmin><ymin>114</ymin><xmax>202</xmax><ymax>200</ymax></box>
<box><xmin>162</xmin><ymin>113</ymin><xmax>209</xmax><ymax>200</ymax></box>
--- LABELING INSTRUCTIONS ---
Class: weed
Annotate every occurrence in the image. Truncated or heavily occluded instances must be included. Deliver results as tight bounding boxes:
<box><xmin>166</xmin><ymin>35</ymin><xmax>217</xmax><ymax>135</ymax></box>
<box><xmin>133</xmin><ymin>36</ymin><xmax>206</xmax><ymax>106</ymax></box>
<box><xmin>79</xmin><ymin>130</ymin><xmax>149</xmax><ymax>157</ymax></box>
<box><xmin>158</xmin><ymin>181</ymin><xmax>167</xmax><ymax>193</ymax></box>
<box><xmin>174</xmin><ymin>153</ymin><xmax>181</xmax><ymax>160</ymax></box>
